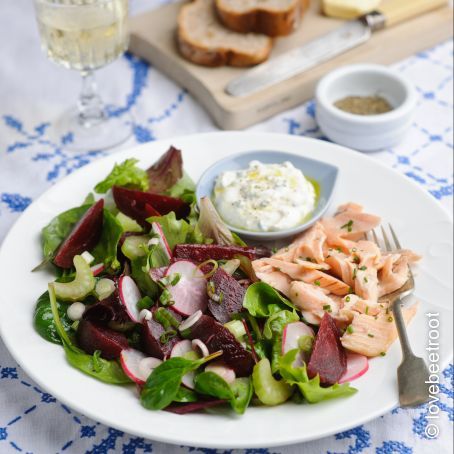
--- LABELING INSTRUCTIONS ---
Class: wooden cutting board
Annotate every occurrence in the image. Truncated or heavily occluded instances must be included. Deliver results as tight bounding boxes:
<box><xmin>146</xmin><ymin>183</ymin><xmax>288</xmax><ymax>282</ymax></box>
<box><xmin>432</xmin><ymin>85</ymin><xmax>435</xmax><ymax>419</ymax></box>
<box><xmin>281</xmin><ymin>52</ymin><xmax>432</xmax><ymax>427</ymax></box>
<box><xmin>129</xmin><ymin>1</ymin><xmax>452</xmax><ymax>130</ymax></box>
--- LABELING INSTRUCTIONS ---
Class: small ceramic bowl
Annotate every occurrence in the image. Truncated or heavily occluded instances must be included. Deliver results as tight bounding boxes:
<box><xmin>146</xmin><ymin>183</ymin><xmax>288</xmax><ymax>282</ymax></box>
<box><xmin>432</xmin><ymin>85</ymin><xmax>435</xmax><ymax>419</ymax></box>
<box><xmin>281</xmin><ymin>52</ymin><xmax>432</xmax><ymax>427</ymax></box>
<box><xmin>196</xmin><ymin>150</ymin><xmax>339</xmax><ymax>241</ymax></box>
<box><xmin>315</xmin><ymin>64</ymin><xmax>418</xmax><ymax>152</ymax></box>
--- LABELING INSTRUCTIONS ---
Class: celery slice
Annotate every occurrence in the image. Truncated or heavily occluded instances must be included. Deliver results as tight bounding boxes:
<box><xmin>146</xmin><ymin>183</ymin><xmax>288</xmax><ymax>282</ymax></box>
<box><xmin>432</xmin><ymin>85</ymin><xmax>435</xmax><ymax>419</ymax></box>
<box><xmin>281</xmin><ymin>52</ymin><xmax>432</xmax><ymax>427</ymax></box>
<box><xmin>53</xmin><ymin>255</ymin><xmax>95</xmax><ymax>302</ymax></box>
<box><xmin>252</xmin><ymin>358</ymin><xmax>292</xmax><ymax>406</ymax></box>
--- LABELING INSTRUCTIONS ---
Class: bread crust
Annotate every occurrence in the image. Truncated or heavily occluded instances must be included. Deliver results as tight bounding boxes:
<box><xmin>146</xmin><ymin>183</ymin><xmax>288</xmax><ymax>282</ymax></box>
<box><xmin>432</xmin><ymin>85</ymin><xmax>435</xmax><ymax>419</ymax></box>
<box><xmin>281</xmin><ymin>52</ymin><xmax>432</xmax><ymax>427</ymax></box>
<box><xmin>177</xmin><ymin>1</ymin><xmax>273</xmax><ymax>67</ymax></box>
<box><xmin>215</xmin><ymin>0</ymin><xmax>310</xmax><ymax>37</ymax></box>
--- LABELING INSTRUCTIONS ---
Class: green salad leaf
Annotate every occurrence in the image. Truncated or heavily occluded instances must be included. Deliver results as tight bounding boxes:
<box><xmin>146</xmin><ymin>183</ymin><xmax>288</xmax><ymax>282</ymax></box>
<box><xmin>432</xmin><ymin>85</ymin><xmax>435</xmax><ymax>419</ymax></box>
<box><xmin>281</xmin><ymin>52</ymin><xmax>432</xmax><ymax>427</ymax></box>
<box><xmin>174</xmin><ymin>386</ymin><xmax>198</xmax><ymax>403</ymax></box>
<box><xmin>41</xmin><ymin>204</ymin><xmax>91</xmax><ymax>263</ymax></box>
<box><xmin>34</xmin><ymin>291</ymin><xmax>72</xmax><ymax>345</ymax></box>
<box><xmin>147</xmin><ymin>211</ymin><xmax>204</xmax><ymax>250</ymax></box>
<box><xmin>194</xmin><ymin>372</ymin><xmax>253</xmax><ymax>415</ymax></box>
<box><xmin>243</xmin><ymin>282</ymin><xmax>296</xmax><ymax>318</ymax></box>
<box><xmin>94</xmin><ymin>159</ymin><xmax>148</xmax><ymax>194</ymax></box>
<box><xmin>263</xmin><ymin>310</ymin><xmax>300</xmax><ymax>373</ymax></box>
<box><xmin>279</xmin><ymin>349</ymin><xmax>357</xmax><ymax>404</ymax></box>
<box><xmin>194</xmin><ymin>371</ymin><xmax>234</xmax><ymax>400</ymax></box>
<box><xmin>63</xmin><ymin>345</ymin><xmax>132</xmax><ymax>384</ymax></box>
<box><xmin>230</xmin><ymin>377</ymin><xmax>253</xmax><ymax>414</ymax></box>
<box><xmin>91</xmin><ymin>209</ymin><xmax>123</xmax><ymax>272</ymax></box>
<box><xmin>165</xmin><ymin>172</ymin><xmax>196</xmax><ymax>200</ymax></box>
<box><xmin>141</xmin><ymin>352</ymin><xmax>222</xmax><ymax>410</ymax></box>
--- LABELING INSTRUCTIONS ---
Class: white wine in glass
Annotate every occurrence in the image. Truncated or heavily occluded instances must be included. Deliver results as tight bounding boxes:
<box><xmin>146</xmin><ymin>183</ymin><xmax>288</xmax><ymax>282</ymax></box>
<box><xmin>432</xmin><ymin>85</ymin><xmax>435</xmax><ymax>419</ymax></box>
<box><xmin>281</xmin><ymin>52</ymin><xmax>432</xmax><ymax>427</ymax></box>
<box><xmin>34</xmin><ymin>0</ymin><xmax>131</xmax><ymax>151</ymax></box>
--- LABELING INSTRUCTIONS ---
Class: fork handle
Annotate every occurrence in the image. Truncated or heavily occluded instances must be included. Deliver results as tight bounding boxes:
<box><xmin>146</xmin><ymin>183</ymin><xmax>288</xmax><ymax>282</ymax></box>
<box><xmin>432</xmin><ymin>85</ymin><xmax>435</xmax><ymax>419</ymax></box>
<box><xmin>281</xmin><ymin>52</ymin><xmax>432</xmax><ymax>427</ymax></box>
<box><xmin>392</xmin><ymin>298</ymin><xmax>414</xmax><ymax>359</ymax></box>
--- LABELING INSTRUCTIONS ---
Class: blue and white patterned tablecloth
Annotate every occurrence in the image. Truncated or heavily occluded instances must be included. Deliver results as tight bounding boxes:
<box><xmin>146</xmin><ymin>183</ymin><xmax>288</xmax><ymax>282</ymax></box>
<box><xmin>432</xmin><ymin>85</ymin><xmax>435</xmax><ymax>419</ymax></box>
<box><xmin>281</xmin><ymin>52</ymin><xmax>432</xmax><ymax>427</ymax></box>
<box><xmin>0</xmin><ymin>1</ymin><xmax>453</xmax><ymax>453</ymax></box>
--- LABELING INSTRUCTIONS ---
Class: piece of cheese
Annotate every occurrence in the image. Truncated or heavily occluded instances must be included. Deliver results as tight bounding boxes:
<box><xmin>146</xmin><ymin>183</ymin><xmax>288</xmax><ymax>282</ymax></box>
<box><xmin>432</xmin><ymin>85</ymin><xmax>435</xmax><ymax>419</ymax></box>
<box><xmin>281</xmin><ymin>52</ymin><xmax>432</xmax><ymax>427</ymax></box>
<box><xmin>322</xmin><ymin>0</ymin><xmax>382</xmax><ymax>20</ymax></box>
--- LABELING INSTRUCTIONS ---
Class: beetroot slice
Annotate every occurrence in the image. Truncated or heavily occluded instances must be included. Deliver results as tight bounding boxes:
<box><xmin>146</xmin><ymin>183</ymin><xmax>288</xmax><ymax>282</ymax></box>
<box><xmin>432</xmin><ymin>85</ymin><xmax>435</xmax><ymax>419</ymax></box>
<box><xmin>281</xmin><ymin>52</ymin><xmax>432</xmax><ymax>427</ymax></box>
<box><xmin>147</xmin><ymin>146</ymin><xmax>183</xmax><ymax>194</ymax></box>
<box><xmin>141</xmin><ymin>308</ymin><xmax>182</xmax><ymax>359</ymax></box>
<box><xmin>113</xmin><ymin>186</ymin><xmax>189</xmax><ymax>228</ymax></box>
<box><xmin>83</xmin><ymin>292</ymin><xmax>130</xmax><ymax>326</ymax></box>
<box><xmin>53</xmin><ymin>199</ymin><xmax>104</xmax><ymax>269</ymax></box>
<box><xmin>76</xmin><ymin>320</ymin><xmax>129</xmax><ymax>360</ymax></box>
<box><xmin>185</xmin><ymin>314</ymin><xmax>254</xmax><ymax>377</ymax></box>
<box><xmin>307</xmin><ymin>313</ymin><xmax>347</xmax><ymax>385</ymax></box>
<box><xmin>208</xmin><ymin>268</ymin><xmax>245</xmax><ymax>324</ymax></box>
<box><xmin>173</xmin><ymin>244</ymin><xmax>257</xmax><ymax>262</ymax></box>
<box><xmin>165</xmin><ymin>399</ymin><xmax>226</xmax><ymax>415</ymax></box>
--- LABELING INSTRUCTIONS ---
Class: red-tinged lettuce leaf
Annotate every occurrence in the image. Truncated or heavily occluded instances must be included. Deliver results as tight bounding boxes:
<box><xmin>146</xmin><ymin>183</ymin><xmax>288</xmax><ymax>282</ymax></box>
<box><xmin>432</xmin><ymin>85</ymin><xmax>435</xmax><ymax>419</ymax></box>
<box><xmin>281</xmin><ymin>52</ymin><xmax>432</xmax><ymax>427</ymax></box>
<box><xmin>147</xmin><ymin>146</ymin><xmax>183</xmax><ymax>194</ymax></box>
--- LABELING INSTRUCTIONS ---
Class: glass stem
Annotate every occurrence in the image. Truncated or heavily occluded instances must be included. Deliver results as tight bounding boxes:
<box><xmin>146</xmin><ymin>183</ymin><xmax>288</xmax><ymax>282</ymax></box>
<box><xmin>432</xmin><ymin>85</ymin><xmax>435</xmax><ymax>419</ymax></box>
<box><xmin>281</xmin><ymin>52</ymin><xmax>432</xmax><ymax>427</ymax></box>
<box><xmin>77</xmin><ymin>71</ymin><xmax>105</xmax><ymax>128</ymax></box>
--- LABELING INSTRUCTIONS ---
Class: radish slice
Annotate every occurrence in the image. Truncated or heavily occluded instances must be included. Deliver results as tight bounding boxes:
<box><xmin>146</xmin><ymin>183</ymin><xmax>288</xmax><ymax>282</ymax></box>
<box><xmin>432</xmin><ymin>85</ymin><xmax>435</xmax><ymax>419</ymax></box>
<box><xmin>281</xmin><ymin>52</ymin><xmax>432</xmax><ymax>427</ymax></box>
<box><xmin>179</xmin><ymin>310</ymin><xmax>203</xmax><ymax>333</ymax></box>
<box><xmin>149</xmin><ymin>266</ymin><xmax>167</xmax><ymax>283</ymax></box>
<box><xmin>282</xmin><ymin>321</ymin><xmax>315</xmax><ymax>356</ymax></box>
<box><xmin>170</xmin><ymin>340</ymin><xmax>193</xmax><ymax>358</ymax></box>
<box><xmin>120</xmin><ymin>349</ymin><xmax>148</xmax><ymax>384</ymax></box>
<box><xmin>192</xmin><ymin>339</ymin><xmax>209</xmax><ymax>358</ymax></box>
<box><xmin>139</xmin><ymin>357</ymin><xmax>162</xmax><ymax>382</ymax></box>
<box><xmin>151</xmin><ymin>222</ymin><xmax>172</xmax><ymax>260</ymax></box>
<box><xmin>118</xmin><ymin>275</ymin><xmax>142</xmax><ymax>323</ymax></box>
<box><xmin>339</xmin><ymin>352</ymin><xmax>369</xmax><ymax>384</ymax></box>
<box><xmin>205</xmin><ymin>361</ymin><xmax>236</xmax><ymax>384</ymax></box>
<box><xmin>165</xmin><ymin>261</ymin><xmax>208</xmax><ymax>316</ymax></box>
<box><xmin>91</xmin><ymin>263</ymin><xmax>105</xmax><ymax>277</ymax></box>
<box><xmin>170</xmin><ymin>340</ymin><xmax>196</xmax><ymax>389</ymax></box>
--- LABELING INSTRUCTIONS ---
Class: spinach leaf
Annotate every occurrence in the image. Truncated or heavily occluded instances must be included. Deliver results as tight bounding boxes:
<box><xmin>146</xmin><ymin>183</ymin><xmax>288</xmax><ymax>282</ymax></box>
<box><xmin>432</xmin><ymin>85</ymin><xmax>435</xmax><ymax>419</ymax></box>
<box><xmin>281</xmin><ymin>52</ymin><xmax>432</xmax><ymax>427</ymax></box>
<box><xmin>92</xmin><ymin>209</ymin><xmax>123</xmax><ymax>272</ymax></box>
<box><xmin>141</xmin><ymin>352</ymin><xmax>222</xmax><ymax>410</ymax></box>
<box><xmin>194</xmin><ymin>372</ymin><xmax>234</xmax><ymax>400</ymax></box>
<box><xmin>230</xmin><ymin>378</ymin><xmax>253</xmax><ymax>415</ymax></box>
<box><xmin>41</xmin><ymin>204</ymin><xmax>91</xmax><ymax>262</ymax></box>
<box><xmin>63</xmin><ymin>345</ymin><xmax>132</xmax><ymax>384</ymax></box>
<box><xmin>34</xmin><ymin>291</ymin><xmax>72</xmax><ymax>345</ymax></box>
<box><xmin>94</xmin><ymin>159</ymin><xmax>148</xmax><ymax>194</ymax></box>
<box><xmin>174</xmin><ymin>386</ymin><xmax>198</xmax><ymax>403</ymax></box>
<box><xmin>243</xmin><ymin>282</ymin><xmax>296</xmax><ymax>318</ymax></box>
<box><xmin>279</xmin><ymin>349</ymin><xmax>357</xmax><ymax>404</ymax></box>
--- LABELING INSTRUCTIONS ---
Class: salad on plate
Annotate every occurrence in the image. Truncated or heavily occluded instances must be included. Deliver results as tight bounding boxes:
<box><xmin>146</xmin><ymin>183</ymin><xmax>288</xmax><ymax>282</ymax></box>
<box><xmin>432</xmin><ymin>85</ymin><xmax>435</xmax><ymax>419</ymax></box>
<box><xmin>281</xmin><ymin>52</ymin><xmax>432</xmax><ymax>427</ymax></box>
<box><xmin>33</xmin><ymin>146</ymin><xmax>420</xmax><ymax>415</ymax></box>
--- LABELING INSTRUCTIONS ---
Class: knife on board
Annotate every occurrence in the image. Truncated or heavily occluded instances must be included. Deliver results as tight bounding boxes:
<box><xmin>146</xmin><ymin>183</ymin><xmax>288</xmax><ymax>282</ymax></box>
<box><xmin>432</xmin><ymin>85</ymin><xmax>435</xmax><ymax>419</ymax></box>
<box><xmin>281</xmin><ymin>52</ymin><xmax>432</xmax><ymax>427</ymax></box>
<box><xmin>226</xmin><ymin>0</ymin><xmax>449</xmax><ymax>97</ymax></box>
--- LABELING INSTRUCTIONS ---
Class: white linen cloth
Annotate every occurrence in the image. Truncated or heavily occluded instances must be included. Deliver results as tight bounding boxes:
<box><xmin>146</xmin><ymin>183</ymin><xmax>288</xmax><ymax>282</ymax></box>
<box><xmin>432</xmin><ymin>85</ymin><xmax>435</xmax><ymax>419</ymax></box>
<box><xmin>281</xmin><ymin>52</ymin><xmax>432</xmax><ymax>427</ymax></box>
<box><xmin>0</xmin><ymin>1</ymin><xmax>452</xmax><ymax>453</ymax></box>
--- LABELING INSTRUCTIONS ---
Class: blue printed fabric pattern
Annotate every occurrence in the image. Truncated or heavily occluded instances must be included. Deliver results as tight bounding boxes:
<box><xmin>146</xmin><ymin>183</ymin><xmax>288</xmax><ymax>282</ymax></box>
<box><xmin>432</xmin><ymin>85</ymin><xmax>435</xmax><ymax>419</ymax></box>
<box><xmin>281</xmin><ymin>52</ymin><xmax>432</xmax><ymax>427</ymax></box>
<box><xmin>0</xmin><ymin>0</ymin><xmax>452</xmax><ymax>453</ymax></box>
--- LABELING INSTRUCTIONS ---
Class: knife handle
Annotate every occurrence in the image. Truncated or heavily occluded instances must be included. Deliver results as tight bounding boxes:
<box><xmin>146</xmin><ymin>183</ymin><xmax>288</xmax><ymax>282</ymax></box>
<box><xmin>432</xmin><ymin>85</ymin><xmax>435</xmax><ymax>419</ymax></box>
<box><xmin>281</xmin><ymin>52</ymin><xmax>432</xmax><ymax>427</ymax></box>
<box><xmin>379</xmin><ymin>0</ymin><xmax>448</xmax><ymax>27</ymax></box>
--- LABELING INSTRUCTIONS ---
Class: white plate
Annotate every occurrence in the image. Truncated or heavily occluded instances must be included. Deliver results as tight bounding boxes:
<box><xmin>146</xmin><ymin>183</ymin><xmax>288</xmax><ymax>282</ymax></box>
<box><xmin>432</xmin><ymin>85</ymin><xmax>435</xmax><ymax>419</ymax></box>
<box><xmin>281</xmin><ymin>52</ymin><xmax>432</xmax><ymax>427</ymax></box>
<box><xmin>0</xmin><ymin>132</ymin><xmax>452</xmax><ymax>449</ymax></box>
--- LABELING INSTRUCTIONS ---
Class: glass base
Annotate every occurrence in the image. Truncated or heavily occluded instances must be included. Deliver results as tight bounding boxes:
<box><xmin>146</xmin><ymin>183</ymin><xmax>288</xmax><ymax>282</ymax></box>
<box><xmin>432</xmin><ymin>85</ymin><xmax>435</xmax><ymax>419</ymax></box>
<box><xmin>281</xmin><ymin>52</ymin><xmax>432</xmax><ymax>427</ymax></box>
<box><xmin>54</xmin><ymin>107</ymin><xmax>133</xmax><ymax>152</ymax></box>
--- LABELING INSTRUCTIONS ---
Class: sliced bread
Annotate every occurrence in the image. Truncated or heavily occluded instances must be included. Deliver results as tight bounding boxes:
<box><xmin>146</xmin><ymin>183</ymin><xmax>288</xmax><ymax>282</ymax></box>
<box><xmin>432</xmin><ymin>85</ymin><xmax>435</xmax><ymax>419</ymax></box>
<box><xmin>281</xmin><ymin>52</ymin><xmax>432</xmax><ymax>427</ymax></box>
<box><xmin>177</xmin><ymin>0</ymin><xmax>273</xmax><ymax>67</ymax></box>
<box><xmin>215</xmin><ymin>0</ymin><xmax>309</xmax><ymax>37</ymax></box>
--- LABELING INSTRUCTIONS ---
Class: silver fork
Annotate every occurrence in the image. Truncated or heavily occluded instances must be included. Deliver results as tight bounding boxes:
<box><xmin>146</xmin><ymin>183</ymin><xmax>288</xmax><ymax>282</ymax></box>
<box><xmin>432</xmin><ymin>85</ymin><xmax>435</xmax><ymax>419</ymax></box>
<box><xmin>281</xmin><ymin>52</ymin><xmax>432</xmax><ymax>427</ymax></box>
<box><xmin>371</xmin><ymin>224</ymin><xmax>431</xmax><ymax>408</ymax></box>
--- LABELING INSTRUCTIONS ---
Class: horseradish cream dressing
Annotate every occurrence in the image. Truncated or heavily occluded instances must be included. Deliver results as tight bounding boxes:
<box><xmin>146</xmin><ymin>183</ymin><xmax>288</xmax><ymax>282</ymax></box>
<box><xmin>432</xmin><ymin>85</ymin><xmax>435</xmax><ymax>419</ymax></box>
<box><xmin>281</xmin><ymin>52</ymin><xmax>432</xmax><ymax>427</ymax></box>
<box><xmin>213</xmin><ymin>161</ymin><xmax>316</xmax><ymax>232</ymax></box>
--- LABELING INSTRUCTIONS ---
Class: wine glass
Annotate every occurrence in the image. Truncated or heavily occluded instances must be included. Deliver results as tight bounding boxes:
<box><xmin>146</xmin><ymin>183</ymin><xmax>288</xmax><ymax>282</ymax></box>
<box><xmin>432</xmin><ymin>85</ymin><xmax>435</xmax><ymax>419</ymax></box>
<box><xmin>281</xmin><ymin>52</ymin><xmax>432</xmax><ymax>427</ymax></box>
<box><xmin>33</xmin><ymin>0</ymin><xmax>131</xmax><ymax>151</ymax></box>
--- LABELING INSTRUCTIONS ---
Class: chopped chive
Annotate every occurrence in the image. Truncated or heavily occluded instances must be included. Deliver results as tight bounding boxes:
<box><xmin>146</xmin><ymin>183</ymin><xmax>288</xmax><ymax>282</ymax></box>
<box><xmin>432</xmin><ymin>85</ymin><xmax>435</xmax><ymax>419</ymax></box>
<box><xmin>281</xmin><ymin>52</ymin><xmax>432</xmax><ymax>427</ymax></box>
<box><xmin>353</xmin><ymin>256</ymin><xmax>360</xmax><ymax>264</ymax></box>
<box><xmin>365</xmin><ymin>306</ymin><xmax>369</xmax><ymax>315</ymax></box>
<box><xmin>352</xmin><ymin>268</ymin><xmax>358</xmax><ymax>280</ymax></box>
<box><xmin>364</xmin><ymin>277</ymin><xmax>368</xmax><ymax>283</ymax></box>
<box><xmin>368</xmin><ymin>333</ymin><xmax>375</xmax><ymax>338</ymax></box>
<box><xmin>359</xmin><ymin>266</ymin><xmax>367</xmax><ymax>271</ymax></box>
<box><xmin>345</xmin><ymin>296</ymin><xmax>351</xmax><ymax>303</ymax></box>
<box><xmin>380</xmin><ymin>352</ymin><xmax>386</xmax><ymax>357</ymax></box>
<box><xmin>341</xmin><ymin>220</ymin><xmax>354</xmax><ymax>232</ymax></box>
<box><xmin>347</xmin><ymin>325</ymin><xmax>354</xmax><ymax>334</ymax></box>
<box><xmin>314</xmin><ymin>280</ymin><xmax>321</xmax><ymax>286</ymax></box>
<box><xmin>323</xmin><ymin>304</ymin><xmax>331</xmax><ymax>312</ymax></box>
<box><xmin>388</xmin><ymin>316</ymin><xmax>394</xmax><ymax>323</ymax></box>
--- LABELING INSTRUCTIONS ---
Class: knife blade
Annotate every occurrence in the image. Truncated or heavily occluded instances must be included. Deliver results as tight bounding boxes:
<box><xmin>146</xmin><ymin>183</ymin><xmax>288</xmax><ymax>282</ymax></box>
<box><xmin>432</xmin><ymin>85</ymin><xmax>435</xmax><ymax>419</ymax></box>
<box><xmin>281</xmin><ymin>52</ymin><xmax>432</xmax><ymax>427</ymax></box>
<box><xmin>226</xmin><ymin>0</ymin><xmax>448</xmax><ymax>97</ymax></box>
<box><xmin>226</xmin><ymin>18</ymin><xmax>378</xmax><ymax>97</ymax></box>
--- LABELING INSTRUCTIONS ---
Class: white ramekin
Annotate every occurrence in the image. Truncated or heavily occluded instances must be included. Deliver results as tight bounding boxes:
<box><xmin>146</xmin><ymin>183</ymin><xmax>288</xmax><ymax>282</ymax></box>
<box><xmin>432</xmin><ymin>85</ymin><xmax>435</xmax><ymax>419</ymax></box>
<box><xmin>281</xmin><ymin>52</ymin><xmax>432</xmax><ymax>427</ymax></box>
<box><xmin>315</xmin><ymin>64</ymin><xmax>418</xmax><ymax>152</ymax></box>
